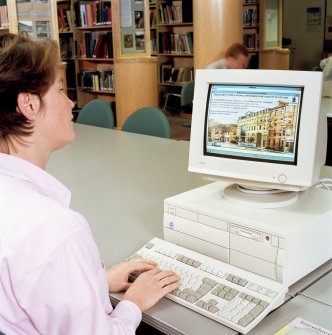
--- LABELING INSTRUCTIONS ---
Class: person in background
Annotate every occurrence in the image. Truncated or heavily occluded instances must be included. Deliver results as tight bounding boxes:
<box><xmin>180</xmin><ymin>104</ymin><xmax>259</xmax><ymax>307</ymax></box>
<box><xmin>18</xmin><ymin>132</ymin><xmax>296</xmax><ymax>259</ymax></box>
<box><xmin>0</xmin><ymin>33</ymin><xmax>180</xmax><ymax>335</ymax></box>
<box><xmin>206</xmin><ymin>42</ymin><xmax>249</xmax><ymax>69</ymax></box>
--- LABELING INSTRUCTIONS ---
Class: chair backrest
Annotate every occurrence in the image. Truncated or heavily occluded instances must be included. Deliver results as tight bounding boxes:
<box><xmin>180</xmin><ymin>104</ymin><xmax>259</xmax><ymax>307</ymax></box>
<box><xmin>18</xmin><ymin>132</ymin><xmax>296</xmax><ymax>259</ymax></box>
<box><xmin>181</xmin><ymin>80</ymin><xmax>195</xmax><ymax>108</ymax></box>
<box><xmin>76</xmin><ymin>99</ymin><xmax>115</xmax><ymax>129</ymax></box>
<box><xmin>122</xmin><ymin>107</ymin><xmax>171</xmax><ymax>139</ymax></box>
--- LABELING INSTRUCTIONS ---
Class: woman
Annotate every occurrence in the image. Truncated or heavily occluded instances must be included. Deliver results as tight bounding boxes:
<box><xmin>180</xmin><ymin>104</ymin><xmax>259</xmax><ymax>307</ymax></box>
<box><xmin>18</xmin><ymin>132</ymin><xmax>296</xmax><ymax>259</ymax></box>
<box><xmin>0</xmin><ymin>33</ymin><xmax>180</xmax><ymax>334</ymax></box>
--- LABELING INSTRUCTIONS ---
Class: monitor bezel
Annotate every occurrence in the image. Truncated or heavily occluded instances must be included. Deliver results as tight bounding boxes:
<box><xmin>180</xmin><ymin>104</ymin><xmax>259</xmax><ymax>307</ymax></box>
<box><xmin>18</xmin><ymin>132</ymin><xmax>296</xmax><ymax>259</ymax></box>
<box><xmin>188</xmin><ymin>69</ymin><xmax>325</xmax><ymax>192</ymax></box>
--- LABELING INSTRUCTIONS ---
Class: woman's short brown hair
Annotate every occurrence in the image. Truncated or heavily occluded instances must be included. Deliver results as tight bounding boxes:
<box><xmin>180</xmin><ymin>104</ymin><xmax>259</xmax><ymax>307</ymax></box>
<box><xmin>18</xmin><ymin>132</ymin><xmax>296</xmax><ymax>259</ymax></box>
<box><xmin>0</xmin><ymin>33</ymin><xmax>60</xmax><ymax>149</ymax></box>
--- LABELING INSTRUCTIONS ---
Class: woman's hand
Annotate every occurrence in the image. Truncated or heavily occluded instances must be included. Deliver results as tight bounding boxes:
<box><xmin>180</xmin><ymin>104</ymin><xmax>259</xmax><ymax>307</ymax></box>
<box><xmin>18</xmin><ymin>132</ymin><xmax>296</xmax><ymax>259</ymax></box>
<box><xmin>123</xmin><ymin>267</ymin><xmax>181</xmax><ymax>312</ymax></box>
<box><xmin>106</xmin><ymin>258</ymin><xmax>157</xmax><ymax>292</ymax></box>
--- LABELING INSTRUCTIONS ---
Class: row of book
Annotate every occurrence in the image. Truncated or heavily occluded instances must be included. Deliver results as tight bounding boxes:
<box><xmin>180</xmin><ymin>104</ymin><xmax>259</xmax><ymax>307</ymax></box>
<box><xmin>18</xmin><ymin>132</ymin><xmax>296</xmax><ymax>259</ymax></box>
<box><xmin>243</xmin><ymin>8</ymin><xmax>259</xmax><ymax>27</ymax></box>
<box><xmin>74</xmin><ymin>1</ymin><xmax>112</xmax><ymax>27</ymax></box>
<box><xmin>159</xmin><ymin>0</ymin><xmax>193</xmax><ymax>24</ymax></box>
<box><xmin>243</xmin><ymin>32</ymin><xmax>259</xmax><ymax>51</ymax></box>
<box><xmin>160</xmin><ymin>64</ymin><xmax>194</xmax><ymax>84</ymax></box>
<box><xmin>243</xmin><ymin>0</ymin><xmax>258</xmax><ymax>4</ymax></box>
<box><xmin>77</xmin><ymin>68</ymin><xmax>115</xmax><ymax>92</ymax></box>
<box><xmin>79</xmin><ymin>31</ymin><xmax>113</xmax><ymax>59</ymax></box>
<box><xmin>57</xmin><ymin>7</ymin><xmax>74</xmax><ymax>32</ymax></box>
<box><xmin>159</xmin><ymin>2</ymin><xmax>183</xmax><ymax>24</ymax></box>
<box><xmin>158</xmin><ymin>32</ymin><xmax>193</xmax><ymax>54</ymax></box>
<box><xmin>150</xmin><ymin>8</ymin><xmax>156</xmax><ymax>28</ymax></box>
<box><xmin>0</xmin><ymin>4</ymin><xmax>8</xmax><ymax>28</ymax></box>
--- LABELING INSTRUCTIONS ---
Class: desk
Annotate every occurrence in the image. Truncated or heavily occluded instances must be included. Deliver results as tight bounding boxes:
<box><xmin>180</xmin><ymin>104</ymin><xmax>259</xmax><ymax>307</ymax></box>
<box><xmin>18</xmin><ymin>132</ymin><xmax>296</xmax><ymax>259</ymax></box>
<box><xmin>247</xmin><ymin>295</ymin><xmax>332</xmax><ymax>334</ymax></box>
<box><xmin>300</xmin><ymin>270</ymin><xmax>332</xmax><ymax>308</ymax></box>
<box><xmin>47</xmin><ymin>124</ymin><xmax>332</xmax><ymax>335</ymax></box>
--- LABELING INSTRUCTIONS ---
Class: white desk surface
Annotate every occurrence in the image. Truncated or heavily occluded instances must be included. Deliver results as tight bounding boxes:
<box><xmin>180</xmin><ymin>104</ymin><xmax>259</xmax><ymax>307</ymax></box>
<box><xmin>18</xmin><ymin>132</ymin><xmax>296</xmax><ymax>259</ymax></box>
<box><xmin>300</xmin><ymin>270</ymin><xmax>332</xmax><ymax>307</ymax></box>
<box><xmin>247</xmin><ymin>295</ymin><xmax>332</xmax><ymax>334</ymax></box>
<box><xmin>47</xmin><ymin>124</ymin><xmax>332</xmax><ymax>335</ymax></box>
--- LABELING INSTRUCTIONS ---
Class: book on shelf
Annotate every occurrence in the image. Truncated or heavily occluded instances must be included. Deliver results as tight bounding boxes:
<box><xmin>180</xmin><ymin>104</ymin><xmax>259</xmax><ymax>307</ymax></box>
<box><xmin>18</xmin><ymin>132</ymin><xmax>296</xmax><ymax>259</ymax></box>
<box><xmin>243</xmin><ymin>8</ymin><xmax>258</xmax><ymax>27</ymax></box>
<box><xmin>158</xmin><ymin>32</ymin><xmax>193</xmax><ymax>54</ymax></box>
<box><xmin>0</xmin><ymin>2</ymin><xmax>9</xmax><ymax>28</ymax></box>
<box><xmin>79</xmin><ymin>31</ymin><xmax>113</xmax><ymax>58</ymax></box>
<box><xmin>243</xmin><ymin>32</ymin><xmax>259</xmax><ymax>51</ymax></box>
<box><xmin>160</xmin><ymin>63</ymin><xmax>173</xmax><ymax>82</ymax></box>
<box><xmin>150</xmin><ymin>8</ymin><xmax>156</xmax><ymax>28</ymax></box>
<box><xmin>78</xmin><ymin>67</ymin><xmax>115</xmax><ymax>93</ymax></box>
<box><xmin>74</xmin><ymin>1</ymin><xmax>112</xmax><ymax>27</ymax></box>
<box><xmin>243</xmin><ymin>0</ymin><xmax>258</xmax><ymax>4</ymax></box>
<box><xmin>158</xmin><ymin>0</ymin><xmax>192</xmax><ymax>24</ymax></box>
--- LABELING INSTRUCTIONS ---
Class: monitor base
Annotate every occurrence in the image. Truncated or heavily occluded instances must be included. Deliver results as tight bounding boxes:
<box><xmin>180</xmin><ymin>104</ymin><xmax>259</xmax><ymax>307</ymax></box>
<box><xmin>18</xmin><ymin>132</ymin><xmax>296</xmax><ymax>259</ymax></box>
<box><xmin>223</xmin><ymin>184</ymin><xmax>299</xmax><ymax>209</ymax></box>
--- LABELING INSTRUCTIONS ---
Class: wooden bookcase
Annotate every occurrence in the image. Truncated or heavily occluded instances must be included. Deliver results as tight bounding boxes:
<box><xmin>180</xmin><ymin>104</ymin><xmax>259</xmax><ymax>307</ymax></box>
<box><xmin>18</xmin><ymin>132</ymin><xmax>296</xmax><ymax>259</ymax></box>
<box><xmin>0</xmin><ymin>0</ymin><xmax>17</xmax><ymax>35</ymax></box>
<box><xmin>69</xmin><ymin>0</ymin><xmax>115</xmax><ymax>109</ymax></box>
<box><xmin>55</xmin><ymin>0</ymin><xmax>159</xmax><ymax>128</ymax></box>
<box><xmin>57</xmin><ymin>0</ymin><xmax>77</xmax><ymax>104</ymax></box>
<box><xmin>156</xmin><ymin>0</ymin><xmax>194</xmax><ymax>110</ymax></box>
<box><xmin>243</xmin><ymin>0</ymin><xmax>260</xmax><ymax>69</ymax></box>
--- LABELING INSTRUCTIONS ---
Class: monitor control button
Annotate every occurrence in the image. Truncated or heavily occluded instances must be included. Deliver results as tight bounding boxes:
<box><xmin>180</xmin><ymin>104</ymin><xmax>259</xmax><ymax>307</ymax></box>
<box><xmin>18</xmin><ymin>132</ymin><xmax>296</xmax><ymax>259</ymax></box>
<box><xmin>278</xmin><ymin>174</ymin><xmax>287</xmax><ymax>183</ymax></box>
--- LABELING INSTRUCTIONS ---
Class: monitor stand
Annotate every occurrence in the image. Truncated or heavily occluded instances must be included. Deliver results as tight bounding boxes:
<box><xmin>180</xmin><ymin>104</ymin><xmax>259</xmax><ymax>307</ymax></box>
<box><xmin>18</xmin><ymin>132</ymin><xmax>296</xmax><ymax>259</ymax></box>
<box><xmin>223</xmin><ymin>184</ymin><xmax>299</xmax><ymax>209</ymax></box>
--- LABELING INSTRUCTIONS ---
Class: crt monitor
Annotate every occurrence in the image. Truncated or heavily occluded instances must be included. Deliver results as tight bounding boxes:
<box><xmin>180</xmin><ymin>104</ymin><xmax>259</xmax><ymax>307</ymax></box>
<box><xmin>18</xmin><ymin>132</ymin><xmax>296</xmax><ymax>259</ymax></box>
<box><xmin>188</xmin><ymin>69</ymin><xmax>327</xmax><ymax>208</ymax></box>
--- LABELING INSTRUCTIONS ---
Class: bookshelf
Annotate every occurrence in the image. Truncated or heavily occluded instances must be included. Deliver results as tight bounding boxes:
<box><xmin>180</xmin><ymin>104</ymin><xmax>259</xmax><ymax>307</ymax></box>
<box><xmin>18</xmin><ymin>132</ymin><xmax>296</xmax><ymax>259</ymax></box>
<box><xmin>57</xmin><ymin>0</ymin><xmax>76</xmax><ymax>104</ymax></box>
<box><xmin>69</xmin><ymin>0</ymin><xmax>115</xmax><ymax>109</ymax></box>
<box><xmin>156</xmin><ymin>0</ymin><xmax>194</xmax><ymax>111</ymax></box>
<box><xmin>0</xmin><ymin>0</ymin><xmax>10</xmax><ymax>34</ymax></box>
<box><xmin>243</xmin><ymin>0</ymin><xmax>260</xmax><ymax>68</ymax></box>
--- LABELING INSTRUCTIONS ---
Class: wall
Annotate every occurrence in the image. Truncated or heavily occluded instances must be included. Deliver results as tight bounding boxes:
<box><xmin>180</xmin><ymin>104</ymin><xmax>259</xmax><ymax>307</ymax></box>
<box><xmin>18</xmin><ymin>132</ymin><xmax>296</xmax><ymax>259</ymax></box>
<box><xmin>283</xmin><ymin>0</ymin><xmax>325</xmax><ymax>70</ymax></box>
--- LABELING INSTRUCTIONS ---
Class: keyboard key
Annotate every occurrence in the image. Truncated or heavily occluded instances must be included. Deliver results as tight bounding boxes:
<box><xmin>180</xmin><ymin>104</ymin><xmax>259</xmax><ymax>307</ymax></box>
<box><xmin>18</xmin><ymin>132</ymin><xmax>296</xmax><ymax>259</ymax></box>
<box><xmin>238</xmin><ymin>314</ymin><xmax>254</xmax><ymax>327</ymax></box>
<box><xmin>249</xmin><ymin>305</ymin><xmax>264</xmax><ymax>317</ymax></box>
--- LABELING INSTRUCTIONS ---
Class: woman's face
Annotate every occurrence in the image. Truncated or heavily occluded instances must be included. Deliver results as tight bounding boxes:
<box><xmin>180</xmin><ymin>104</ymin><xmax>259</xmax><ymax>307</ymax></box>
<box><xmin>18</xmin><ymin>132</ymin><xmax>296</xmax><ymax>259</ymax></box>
<box><xmin>35</xmin><ymin>70</ymin><xmax>75</xmax><ymax>152</ymax></box>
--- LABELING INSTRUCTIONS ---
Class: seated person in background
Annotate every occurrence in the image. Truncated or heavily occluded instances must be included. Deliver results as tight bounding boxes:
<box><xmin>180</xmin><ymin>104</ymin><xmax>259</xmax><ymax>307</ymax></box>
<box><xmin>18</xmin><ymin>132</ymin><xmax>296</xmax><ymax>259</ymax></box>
<box><xmin>206</xmin><ymin>42</ymin><xmax>249</xmax><ymax>69</ymax></box>
<box><xmin>0</xmin><ymin>33</ymin><xmax>180</xmax><ymax>335</ymax></box>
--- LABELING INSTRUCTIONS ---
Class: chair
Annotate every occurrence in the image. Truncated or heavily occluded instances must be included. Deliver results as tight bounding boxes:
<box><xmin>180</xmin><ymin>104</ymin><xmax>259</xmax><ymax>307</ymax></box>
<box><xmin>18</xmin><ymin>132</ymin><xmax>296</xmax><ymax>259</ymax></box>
<box><xmin>180</xmin><ymin>80</ymin><xmax>195</xmax><ymax>128</ymax></box>
<box><xmin>163</xmin><ymin>81</ymin><xmax>194</xmax><ymax>127</ymax></box>
<box><xmin>76</xmin><ymin>99</ymin><xmax>115</xmax><ymax>129</ymax></box>
<box><xmin>122</xmin><ymin>107</ymin><xmax>171</xmax><ymax>139</ymax></box>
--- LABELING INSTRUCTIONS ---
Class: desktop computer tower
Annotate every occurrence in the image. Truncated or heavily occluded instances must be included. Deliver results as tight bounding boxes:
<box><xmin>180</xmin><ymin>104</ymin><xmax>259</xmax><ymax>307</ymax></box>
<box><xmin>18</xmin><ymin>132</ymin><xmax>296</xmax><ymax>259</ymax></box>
<box><xmin>163</xmin><ymin>181</ymin><xmax>332</xmax><ymax>286</ymax></box>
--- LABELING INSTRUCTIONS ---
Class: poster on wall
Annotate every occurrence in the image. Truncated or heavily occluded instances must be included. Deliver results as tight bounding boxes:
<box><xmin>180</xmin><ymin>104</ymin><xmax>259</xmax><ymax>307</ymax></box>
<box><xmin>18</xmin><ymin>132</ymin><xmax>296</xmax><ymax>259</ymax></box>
<box><xmin>306</xmin><ymin>7</ymin><xmax>322</xmax><ymax>32</ymax></box>
<box><xmin>120</xmin><ymin>0</ymin><xmax>146</xmax><ymax>54</ymax></box>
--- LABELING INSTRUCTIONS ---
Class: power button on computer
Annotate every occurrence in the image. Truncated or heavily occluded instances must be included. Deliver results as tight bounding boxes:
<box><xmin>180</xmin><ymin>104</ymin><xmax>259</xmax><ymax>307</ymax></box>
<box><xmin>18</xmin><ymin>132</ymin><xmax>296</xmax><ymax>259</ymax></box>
<box><xmin>278</xmin><ymin>174</ymin><xmax>287</xmax><ymax>183</ymax></box>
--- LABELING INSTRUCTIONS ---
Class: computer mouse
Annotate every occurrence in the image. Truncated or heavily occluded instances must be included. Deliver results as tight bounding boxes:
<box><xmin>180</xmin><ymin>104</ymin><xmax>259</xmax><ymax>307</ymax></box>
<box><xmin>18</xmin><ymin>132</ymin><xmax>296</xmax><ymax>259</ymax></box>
<box><xmin>287</xmin><ymin>328</ymin><xmax>319</xmax><ymax>335</ymax></box>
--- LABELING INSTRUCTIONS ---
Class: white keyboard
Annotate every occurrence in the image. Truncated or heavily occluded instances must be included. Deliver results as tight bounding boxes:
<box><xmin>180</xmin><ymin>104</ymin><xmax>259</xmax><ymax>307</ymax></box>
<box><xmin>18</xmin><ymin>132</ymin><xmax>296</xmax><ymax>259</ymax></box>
<box><xmin>128</xmin><ymin>237</ymin><xmax>288</xmax><ymax>334</ymax></box>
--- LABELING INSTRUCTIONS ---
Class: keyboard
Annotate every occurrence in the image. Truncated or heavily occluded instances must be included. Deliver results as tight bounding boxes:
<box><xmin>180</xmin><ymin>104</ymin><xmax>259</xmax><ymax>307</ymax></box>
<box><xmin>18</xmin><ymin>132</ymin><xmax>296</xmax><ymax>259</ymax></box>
<box><xmin>128</xmin><ymin>237</ymin><xmax>288</xmax><ymax>334</ymax></box>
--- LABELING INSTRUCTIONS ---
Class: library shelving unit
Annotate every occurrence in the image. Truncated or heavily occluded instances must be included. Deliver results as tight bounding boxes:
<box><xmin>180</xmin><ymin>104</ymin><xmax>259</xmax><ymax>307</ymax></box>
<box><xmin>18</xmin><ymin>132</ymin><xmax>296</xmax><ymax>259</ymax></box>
<box><xmin>156</xmin><ymin>0</ymin><xmax>194</xmax><ymax>110</ymax></box>
<box><xmin>72</xmin><ymin>0</ymin><xmax>115</xmax><ymax>109</ymax></box>
<box><xmin>242</xmin><ymin>0</ymin><xmax>259</xmax><ymax>68</ymax></box>
<box><xmin>0</xmin><ymin>0</ymin><xmax>17</xmax><ymax>35</ymax></box>
<box><xmin>57</xmin><ymin>0</ymin><xmax>77</xmax><ymax>104</ymax></box>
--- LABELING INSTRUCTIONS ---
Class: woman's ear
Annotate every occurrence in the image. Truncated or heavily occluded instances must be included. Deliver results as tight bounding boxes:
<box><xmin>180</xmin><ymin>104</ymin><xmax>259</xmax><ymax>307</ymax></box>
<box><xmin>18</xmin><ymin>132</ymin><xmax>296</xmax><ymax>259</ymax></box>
<box><xmin>17</xmin><ymin>93</ymin><xmax>40</xmax><ymax>120</ymax></box>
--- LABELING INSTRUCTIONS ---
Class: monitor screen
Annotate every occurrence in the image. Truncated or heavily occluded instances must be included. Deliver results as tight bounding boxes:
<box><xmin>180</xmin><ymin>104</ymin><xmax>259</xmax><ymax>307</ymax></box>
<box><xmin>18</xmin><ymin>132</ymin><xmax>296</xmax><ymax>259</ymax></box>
<box><xmin>189</xmin><ymin>69</ymin><xmax>327</xmax><ymax>199</ymax></box>
<box><xmin>204</xmin><ymin>84</ymin><xmax>303</xmax><ymax>165</ymax></box>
